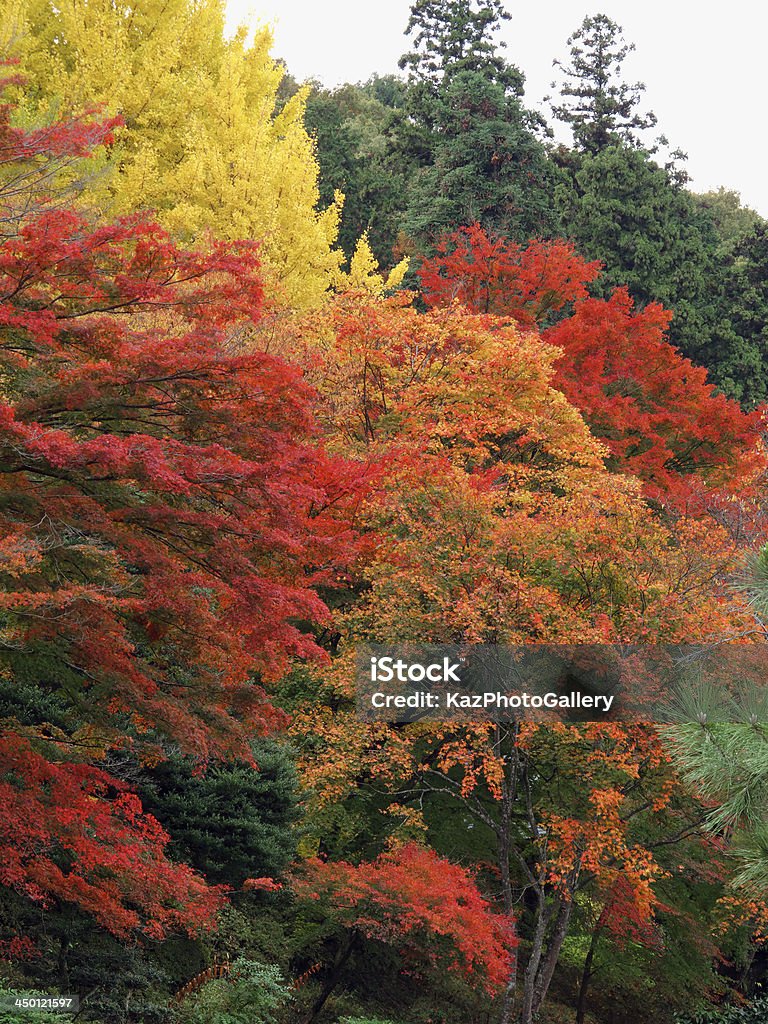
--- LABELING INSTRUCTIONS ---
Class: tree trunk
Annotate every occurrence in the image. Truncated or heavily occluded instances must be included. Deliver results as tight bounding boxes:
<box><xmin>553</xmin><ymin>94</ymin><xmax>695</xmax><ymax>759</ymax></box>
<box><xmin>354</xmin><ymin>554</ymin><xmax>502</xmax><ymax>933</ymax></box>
<box><xmin>520</xmin><ymin>893</ymin><xmax>551</xmax><ymax>1024</ymax></box>
<box><xmin>531</xmin><ymin>895</ymin><xmax>574</xmax><ymax>1018</ymax></box>
<box><xmin>575</xmin><ymin>922</ymin><xmax>602</xmax><ymax>1024</ymax></box>
<box><xmin>302</xmin><ymin>931</ymin><xmax>358</xmax><ymax>1024</ymax></box>
<box><xmin>497</xmin><ymin>822</ymin><xmax>520</xmax><ymax>1024</ymax></box>
<box><xmin>497</xmin><ymin>729</ymin><xmax>522</xmax><ymax>1024</ymax></box>
<box><xmin>58</xmin><ymin>934</ymin><xmax>70</xmax><ymax>993</ymax></box>
<box><xmin>518</xmin><ymin>893</ymin><xmax>576</xmax><ymax>1024</ymax></box>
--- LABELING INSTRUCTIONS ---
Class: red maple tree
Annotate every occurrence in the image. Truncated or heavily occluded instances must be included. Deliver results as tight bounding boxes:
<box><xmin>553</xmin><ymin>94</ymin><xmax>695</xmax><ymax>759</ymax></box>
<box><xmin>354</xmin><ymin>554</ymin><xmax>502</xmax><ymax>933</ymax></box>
<box><xmin>292</xmin><ymin>844</ymin><xmax>514</xmax><ymax>995</ymax></box>
<box><xmin>419</xmin><ymin>222</ymin><xmax>601</xmax><ymax>326</ymax></box>
<box><xmin>0</xmin><ymin>75</ymin><xmax>360</xmax><ymax>936</ymax></box>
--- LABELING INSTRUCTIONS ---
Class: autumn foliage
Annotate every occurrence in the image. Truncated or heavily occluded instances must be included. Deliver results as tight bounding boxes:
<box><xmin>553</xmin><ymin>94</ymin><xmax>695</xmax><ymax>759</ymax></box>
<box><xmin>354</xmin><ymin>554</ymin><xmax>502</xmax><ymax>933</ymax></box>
<box><xmin>419</xmin><ymin>224</ymin><xmax>763</xmax><ymax>502</ymax></box>
<box><xmin>547</xmin><ymin>289</ymin><xmax>763</xmax><ymax>501</ymax></box>
<box><xmin>0</xmin><ymin>78</ymin><xmax>358</xmax><ymax>933</ymax></box>
<box><xmin>0</xmin><ymin>734</ymin><xmax>222</xmax><ymax>938</ymax></box>
<box><xmin>419</xmin><ymin>222</ymin><xmax>601</xmax><ymax>326</ymax></box>
<box><xmin>2</xmin><ymin>47</ymin><xmax>768</xmax><ymax>1024</ymax></box>
<box><xmin>291</xmin><ymin>844</ymin><xmax>514</xmax><ymax>995</ymax></box>
<box><xmin>278</xmin><ymin>253</ymin><xmax>763</xmax><ymax>1020</ymax></box>
<box><xmin>282</xmin><ymin>287</ymin><xmax>747</xmax><ymax>652</ymax></box>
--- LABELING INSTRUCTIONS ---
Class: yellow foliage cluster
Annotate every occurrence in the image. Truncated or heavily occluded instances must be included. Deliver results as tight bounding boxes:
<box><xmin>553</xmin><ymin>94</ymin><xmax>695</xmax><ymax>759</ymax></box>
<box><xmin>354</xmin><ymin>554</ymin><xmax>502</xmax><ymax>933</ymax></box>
<box><xmin>334</xmin><ymin>233</ymin><xmax>409</xmax><ymax>296</ymax></box>
<box><xmin>1</xmin><ymin>0</ymin><xmax>343</xmax><ymax>306</ymax></box>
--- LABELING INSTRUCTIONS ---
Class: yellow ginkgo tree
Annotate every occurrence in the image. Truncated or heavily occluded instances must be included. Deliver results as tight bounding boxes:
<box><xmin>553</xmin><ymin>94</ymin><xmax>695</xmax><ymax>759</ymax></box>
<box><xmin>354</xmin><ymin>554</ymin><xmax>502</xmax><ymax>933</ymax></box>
<box><xmin>1</xmin><ymin>0</ymin><xmax>343</xmax><ymax>306</ymax></box>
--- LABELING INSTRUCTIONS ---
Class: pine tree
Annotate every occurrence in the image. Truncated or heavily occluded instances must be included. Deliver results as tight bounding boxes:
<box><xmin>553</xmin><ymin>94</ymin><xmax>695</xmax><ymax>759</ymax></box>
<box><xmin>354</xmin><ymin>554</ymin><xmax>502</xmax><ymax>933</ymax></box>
<box><xmin>662</xmin><ymin>545</ymin><xmax>768</xmax><ymax>896</ymax></box>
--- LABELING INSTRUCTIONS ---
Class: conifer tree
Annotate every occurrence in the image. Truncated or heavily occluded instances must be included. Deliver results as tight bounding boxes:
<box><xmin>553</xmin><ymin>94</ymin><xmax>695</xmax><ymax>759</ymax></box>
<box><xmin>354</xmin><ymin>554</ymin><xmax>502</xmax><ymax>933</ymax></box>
<box><xmin>550</xmin><ymin>13</ymin><xmax>657</xmax><ymax>154</ymax></box>
<box><xmin>556</xmin><ymin>143</ymin><xmax>722</xmax><ymax>371</ymax></box>
<box><xmin>711</xmin><ymin>222</ymin><xmax>768</xmax><ymax>406</ymax></box>
<box><xmin>305</xmin><ymin>77</ymin><xmax>416</xmax><ymax>264</ymax></box>
<box><xmin>663</xmin><ymin>545</ymin><xmax>768</xmax><ymax>896</ymax></box>
<box><xmin>399</xmin><ymin>0</ymin><xmax>521</xmax><ymax>120</ymax></box>
<box><xmin>398</xmin><ymin>0</ymin><xmax>556</xmax><ymax>246</ymax></box>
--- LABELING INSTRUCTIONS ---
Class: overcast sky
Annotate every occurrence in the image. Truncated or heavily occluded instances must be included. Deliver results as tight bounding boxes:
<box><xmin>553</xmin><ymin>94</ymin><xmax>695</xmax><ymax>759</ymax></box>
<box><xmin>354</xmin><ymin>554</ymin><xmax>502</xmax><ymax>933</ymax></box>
<box><xmin>225</xmin><ymin>0</ymin><xmax>768</xmax><ymax>216</ymax></box>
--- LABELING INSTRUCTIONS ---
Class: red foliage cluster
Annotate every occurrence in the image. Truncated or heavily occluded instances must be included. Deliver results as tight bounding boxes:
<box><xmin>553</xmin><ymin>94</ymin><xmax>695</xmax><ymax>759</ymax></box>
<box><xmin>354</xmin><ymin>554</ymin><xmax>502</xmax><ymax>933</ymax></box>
<box><xmin>419</xmin><ymin>222</ymin><xmax>601</xmax><ymax>326</ymax></box>
<box><xmin>0</xmin><ymin>63</ymin><xmax>122</xmax><ymax>219</ymax></box>
<box><xmin>600</xmin><ymin>876</ymin><xmax>662</xmax><ymax>951</ymax></box>
<box><xmin>0</xmin><ymin>107</ymin><xmax>359</xmax><ymax>761</ymax></box>
<box><xmin>0</xmin><ymin>77</ymin><xmax>361</xmax><ymax>934</ymax></box>
<box><xmin>291</xmin><ymin>844</ymin><xmax>514</xmax><ymax>994</ymax></box>
<box><xmin>419</xmin><ymin>225</ymin><xmax>763</xmax><ymax>502</ymax></box>
<box><xmin>0</xmin><ymin>936</ymin><xmax>37</xmax><ymax>962</ymax></box>
<box><xmin>545</xmin><ymin>289</ymin><xmax>763</xmax><ymax>501</ymax></box>
<box><xmin>0</xmin><ymin>735</ymin><xmax>222</xmax><ymax>938</ymax></box>
<box><xmin>243</xmin><ymin>876</ymin><xmax>283</xmax><ymax>892</ymax></box>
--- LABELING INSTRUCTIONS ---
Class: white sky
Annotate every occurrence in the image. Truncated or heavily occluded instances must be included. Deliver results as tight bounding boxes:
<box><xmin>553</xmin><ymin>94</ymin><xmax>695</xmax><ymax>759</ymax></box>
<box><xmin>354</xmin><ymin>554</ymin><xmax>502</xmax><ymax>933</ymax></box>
<box><xmin>225</xmin><ymin>0</ymin><xmax>768</xmax><ymax>216</ymax></box>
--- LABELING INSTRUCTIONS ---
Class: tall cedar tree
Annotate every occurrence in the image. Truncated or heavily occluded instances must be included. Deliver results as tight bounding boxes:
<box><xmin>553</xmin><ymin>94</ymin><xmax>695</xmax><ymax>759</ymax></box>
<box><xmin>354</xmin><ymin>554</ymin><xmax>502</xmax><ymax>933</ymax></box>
<box><xmin>398</xmin><ymin>0</ymin><xmax>556</xmax><ymax>245</ymax></box>
<box><xmin>546</xmin><ymin>17</ymin><xmax>751</xmax><ymax>389</ymax></box>
<box><xmin>399</xmin><ymin>0</ymin><xmax>521</xmax><ymax>108</ymax></box>
<box><xmin>0</xmin><ymin>75</ymin><xmax>359</xmax><ymax>937</ymax></box>
<box><xmin>550</xmin><ymin>13</ymin><xmax>657</xmax><ymax>154</ymax></box>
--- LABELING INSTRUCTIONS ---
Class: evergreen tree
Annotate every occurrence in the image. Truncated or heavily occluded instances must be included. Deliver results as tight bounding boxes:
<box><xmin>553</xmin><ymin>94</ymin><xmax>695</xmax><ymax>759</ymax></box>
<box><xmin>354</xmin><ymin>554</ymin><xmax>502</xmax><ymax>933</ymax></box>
<box><xmin>404</xmin><ymin>69</ymin><xmax>558</xmax><ymax>244</ymax></box>
<box><xmin>556</xmin><ymin>144</ymin><xmax>723</xmax><ymax>372</ymax></box>
<box><xmin>663</xmin><ymin>545</ymin><xmax>768</xmax><ymax>896</ymax></box>
<box><xmin>305</xmin><ymin>77</ymin><xmax>415</xmax><ymax>265</ymax></box>
<box><xmin>551</xmin><ymin>13</ymin><xmax>657</xmax><ymax>154</ymax></box>
<box><xmin>550</xmin><ymin>19</ymin><xmax>767</xmax><ymax>402</ymax></box>
<box><xmin>137</xmin><ymin>739</ymin><xmax>300</xmax><ymax>887</ymax></box>
<box><xmin>705</xmin><ymin>222</ymin><xmax>768</xmax><ymax>407</ymax></box>
<box><xmin>695</xmin><ymin>188</ymin><xmax>765</xmax><ymax>256</ymax></box>
<box><xmin>684</xmin><ymin>194</ymin><xmax>768</xmax><ymax>406</ymax></box>
<box><xmin>399</xmin><ymin>0</ymin><xmax>521</xmax><ymax>122</ymax></box>
<box><xmin>398</xmin><ymin>0</ymin><xmax>557</xmax><ymax>246</ymax></box>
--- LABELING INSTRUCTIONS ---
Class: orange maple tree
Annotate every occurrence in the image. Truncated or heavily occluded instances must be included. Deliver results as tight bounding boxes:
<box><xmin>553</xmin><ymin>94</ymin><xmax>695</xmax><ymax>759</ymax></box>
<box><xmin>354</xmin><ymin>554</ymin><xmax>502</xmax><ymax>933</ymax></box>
<box><xmin>276</xmin><ymin>280</ymin><xmax>760</xmax><ymax>1024</ymax></box>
